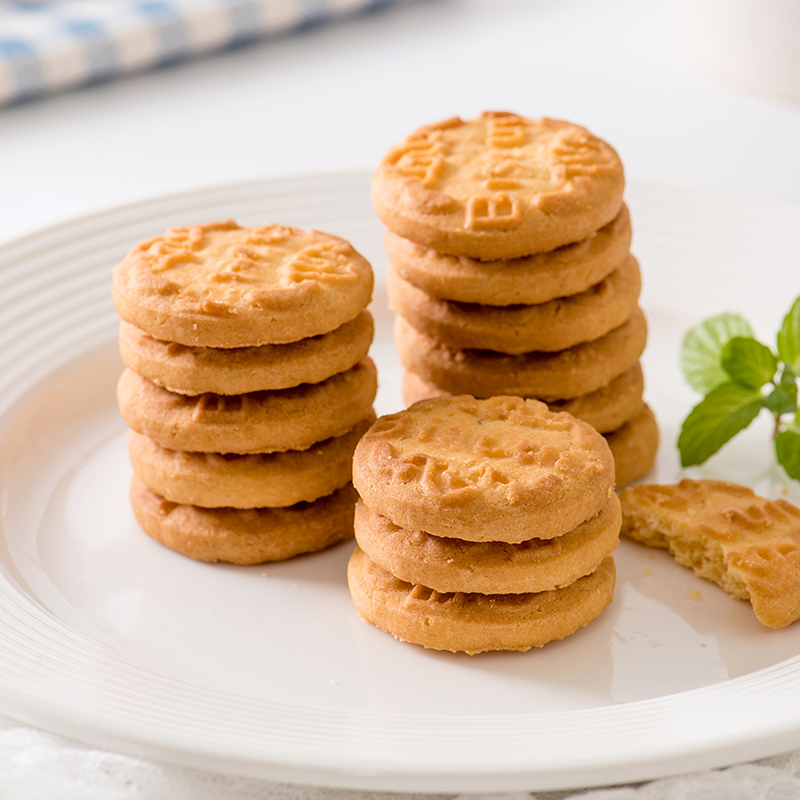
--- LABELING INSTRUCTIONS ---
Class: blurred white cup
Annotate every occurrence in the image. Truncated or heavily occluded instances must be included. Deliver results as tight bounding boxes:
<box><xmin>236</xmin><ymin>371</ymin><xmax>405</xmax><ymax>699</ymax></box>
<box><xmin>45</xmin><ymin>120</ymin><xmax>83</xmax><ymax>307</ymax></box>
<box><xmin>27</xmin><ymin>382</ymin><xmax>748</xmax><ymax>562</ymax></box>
<box><xmin>678</xmin><ymin>0</ymin><xmax>800</xmax><ymax>106</ymax></box>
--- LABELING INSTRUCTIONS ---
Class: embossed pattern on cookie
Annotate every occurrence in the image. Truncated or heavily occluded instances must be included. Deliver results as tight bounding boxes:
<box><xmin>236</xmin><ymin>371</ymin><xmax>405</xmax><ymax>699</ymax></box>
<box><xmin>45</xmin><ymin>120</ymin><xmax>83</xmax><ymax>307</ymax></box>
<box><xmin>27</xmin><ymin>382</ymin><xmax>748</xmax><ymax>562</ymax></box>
<box><xmin>284</xmin><ymin>242</ymin><xmax>361</xmax><ymax>285</ymax></box>
<box><xmin>464</xmin><ymin>192</ymin><xmax>523</xmax><ymax>231</ymax></box>
<box><xmin>353</xmin><ymin>395</ymin><xmax>615</xmax><ymax>544</ymax></box>
<box><xmin>112</xmin><ymin>221</ymin><xmax>374</xmax><ymax>347</ymax></box>
<box><xmin>143</xmin><ymin>224</ymin><xmax>206</xmax><ymax>272</ymax></box>
<box><xmin>372</xmin><ymin>112</ymin><xmax>625</xmax><ymax>259</ymax></box>
<box><xmin>386</xmin><ymin>128</ymin><xmax>450</xmax><ymax>188</ymax></box>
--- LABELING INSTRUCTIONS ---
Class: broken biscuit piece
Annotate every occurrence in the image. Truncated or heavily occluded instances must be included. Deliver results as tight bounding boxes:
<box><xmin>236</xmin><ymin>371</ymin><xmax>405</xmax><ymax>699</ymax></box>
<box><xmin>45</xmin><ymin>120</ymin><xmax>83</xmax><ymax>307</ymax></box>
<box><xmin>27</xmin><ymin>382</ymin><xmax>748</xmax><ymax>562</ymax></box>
<box><xmin>619</xmin><ymin>478</ymin><xmax>800</xmax><ymax>629</ymax></box>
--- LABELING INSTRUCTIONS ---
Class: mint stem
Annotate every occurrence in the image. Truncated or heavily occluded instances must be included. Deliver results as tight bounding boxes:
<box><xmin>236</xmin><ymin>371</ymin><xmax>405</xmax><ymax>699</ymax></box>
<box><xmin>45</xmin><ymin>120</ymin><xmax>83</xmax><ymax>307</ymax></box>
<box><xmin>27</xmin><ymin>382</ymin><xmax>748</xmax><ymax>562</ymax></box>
<box><xmin>774</xmin><ymin>412</ymin><xmax>783</xmax><ymax>440</ymax></box>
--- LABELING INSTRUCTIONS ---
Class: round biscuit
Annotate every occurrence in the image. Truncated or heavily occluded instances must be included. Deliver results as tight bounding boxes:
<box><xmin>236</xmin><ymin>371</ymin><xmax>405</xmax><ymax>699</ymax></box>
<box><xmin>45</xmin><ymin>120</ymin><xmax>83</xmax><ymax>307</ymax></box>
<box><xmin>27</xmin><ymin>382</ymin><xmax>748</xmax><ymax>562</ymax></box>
<box><xmin>388</xmin><ymin>254</ymin><xmax>641</xmax><ymax>354</ymax></box>
<box><xmin>117</xmin><ymin>358</ymin><xmax>377</xmax><ymax>454</ymax></box>
<box><xmin>347</xmin><ymin>548</ymin><xmax>616</xmax><ymax>654</ymax></box>
<box><xmin>372</xmin><ymin>112</ymin><xmax>625</xmax><ymax>259</ymax></box>
<box><xmin>395</xmin><ymin>308</ymin><xmax>647</xmax><ymax>402</ymax></box>
<box><xmin>384</xmin><ymin>204</ymin><xmax>631</xmax><ymax>305</ymax></box>
<box><xmin>128</xmin><ymin>414</ymin><xmax>375</xmax><ymax>508</ymax></box>
<box><xmin>130</xmin><ymin>477</ymin><xmax>357</xmax><ymax>564</ymax></box>
<box><xmin>112</xmin><ymin>221</ymin><xmax>374</xmax><ymax>347</ymax></box>
<box><xmin>352</xmin><ymin>395</ymin><xmax>615</xmax><ymax>543</ymax></box>
<box><xmin>118</xmin><ymin>311</ymin><xmax>374</xmax><ymax>395</ymax></box>
<box><xmin>354</xmin><ymin>495</ymin><xmax>620</xmax><ymax>594</ymax></box>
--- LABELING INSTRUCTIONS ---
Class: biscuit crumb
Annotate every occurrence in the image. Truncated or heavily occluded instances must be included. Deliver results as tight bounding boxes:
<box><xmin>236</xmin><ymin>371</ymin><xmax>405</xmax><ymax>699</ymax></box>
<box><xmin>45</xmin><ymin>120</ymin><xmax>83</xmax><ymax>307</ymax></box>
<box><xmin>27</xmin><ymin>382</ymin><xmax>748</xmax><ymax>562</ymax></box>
<box><xmin>689</xmin><ymin>590</ymin><xmax>702</xmax><ymax>600</ymax></box>
<box><xmin>330</xmin><ymin>679</ymin><xmax>340</xmax><ymax>686</ymax></box>
<box><xmin>701</xmin><ymin>643</ymin><xmax>707</xmax><ymax>648</ymax></box>
<box><xmin>643</xmin><ymin>568</ymin><xmax>652</xmax><ymax>576</ymax></box>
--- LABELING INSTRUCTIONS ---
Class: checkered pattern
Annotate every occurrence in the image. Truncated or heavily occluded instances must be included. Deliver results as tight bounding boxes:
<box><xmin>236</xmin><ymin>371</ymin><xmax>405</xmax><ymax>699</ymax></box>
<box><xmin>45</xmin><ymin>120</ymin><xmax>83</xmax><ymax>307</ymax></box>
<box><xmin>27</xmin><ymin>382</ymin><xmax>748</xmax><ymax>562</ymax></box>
<box><xmin>0</xmin><ymin>0</ymin><xmax>398</xmax><ymax>106</ymax></box>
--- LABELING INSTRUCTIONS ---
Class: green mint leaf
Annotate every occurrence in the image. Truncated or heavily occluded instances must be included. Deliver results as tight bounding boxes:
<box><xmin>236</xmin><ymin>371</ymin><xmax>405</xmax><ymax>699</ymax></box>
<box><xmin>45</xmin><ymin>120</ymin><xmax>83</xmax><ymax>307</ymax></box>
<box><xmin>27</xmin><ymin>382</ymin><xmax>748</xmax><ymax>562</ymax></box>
<box><xmin>678</xmin><ymin>382</ymin><xmax>765</xmax><ymax>466</ymax></box>
<box><xmin>680</xmin><ymin>312</ymin><xmax>754</xmax><ymax>394</ymax></box>
<box><xmin>776</xmin><ymin>427</ymin><xmax>800</xmax><ymax>481</ymax></box>
<box><xmin>764</xmin><ymin>389</ymin><xmax>797</xmax><ymax>415</ymax></box>
<box><xmin>765</xmin><ymin>366</ymin><xmax>799</xmax><ymax>414</ymax></box>
<box><xmin>720</xmin><ymin>336</ymin><xmax>777</xmax><ymax>390</ymax></box>
<box><xmin>780</xmin><ymin>362</ymin><xmax>797</xmax><ymax>391</ymax></box>
<box><xmin>777</xmin><ymin>296</ymin><xmax>800</xmax><ymax>371</ymax></box>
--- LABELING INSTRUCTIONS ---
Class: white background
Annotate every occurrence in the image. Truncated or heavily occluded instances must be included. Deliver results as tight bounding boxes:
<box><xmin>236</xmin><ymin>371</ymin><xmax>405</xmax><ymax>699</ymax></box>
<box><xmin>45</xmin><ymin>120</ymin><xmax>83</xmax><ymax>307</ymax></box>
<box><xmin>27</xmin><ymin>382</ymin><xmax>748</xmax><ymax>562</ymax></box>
<box><xmin>1</xmin><ymin>0</ymin><xmax>800</xmax><ymax>246</ymax></box>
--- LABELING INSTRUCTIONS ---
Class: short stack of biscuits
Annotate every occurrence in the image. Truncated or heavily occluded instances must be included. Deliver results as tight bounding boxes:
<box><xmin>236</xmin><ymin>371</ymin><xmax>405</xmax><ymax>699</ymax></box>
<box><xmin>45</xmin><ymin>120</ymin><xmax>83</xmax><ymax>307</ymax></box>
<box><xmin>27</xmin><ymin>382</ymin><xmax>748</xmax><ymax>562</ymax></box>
<box><xmin>372</xmin><ymin>112</ymin><xmax>659</xmax><ymax>487</ymax></box>
<box><xmin>112</xmin><ymin>220</ymin><xmax>377</xmax><ymax>564</ymax></box>
<box><xmin>348</xmin><ymin>395</ymin><xmax>620</xmax><ymax>654</ymax></box>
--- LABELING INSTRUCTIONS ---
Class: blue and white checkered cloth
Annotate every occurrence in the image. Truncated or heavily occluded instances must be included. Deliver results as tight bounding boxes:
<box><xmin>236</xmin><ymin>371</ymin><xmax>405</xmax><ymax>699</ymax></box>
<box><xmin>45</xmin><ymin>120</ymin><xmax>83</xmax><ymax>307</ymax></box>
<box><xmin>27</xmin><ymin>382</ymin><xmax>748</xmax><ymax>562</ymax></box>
<box><xmin>0</xmin><ymin>0</ymin><xmax>399</xmax><ymax>107</ymax></box>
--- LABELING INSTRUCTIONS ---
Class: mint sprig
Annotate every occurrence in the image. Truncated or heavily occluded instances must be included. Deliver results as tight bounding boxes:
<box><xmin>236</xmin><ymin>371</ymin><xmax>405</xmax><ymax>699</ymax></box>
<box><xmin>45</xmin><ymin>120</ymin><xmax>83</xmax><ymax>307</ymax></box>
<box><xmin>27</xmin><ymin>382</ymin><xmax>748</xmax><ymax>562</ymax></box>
<box><xmin>678</xmin><ymin>296</ymin><xmax>800</xmax><ymax>480</ymax></box>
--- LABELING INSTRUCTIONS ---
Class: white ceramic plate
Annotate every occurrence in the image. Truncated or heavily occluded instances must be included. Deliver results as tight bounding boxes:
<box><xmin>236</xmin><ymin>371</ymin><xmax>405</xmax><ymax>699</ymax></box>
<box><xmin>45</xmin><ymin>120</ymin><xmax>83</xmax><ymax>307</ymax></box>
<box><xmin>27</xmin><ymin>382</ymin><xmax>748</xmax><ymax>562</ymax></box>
<box><xmin>1</xmin><ymin>173</ymin><xmax>799</xmax><ymax>793</ymax></box>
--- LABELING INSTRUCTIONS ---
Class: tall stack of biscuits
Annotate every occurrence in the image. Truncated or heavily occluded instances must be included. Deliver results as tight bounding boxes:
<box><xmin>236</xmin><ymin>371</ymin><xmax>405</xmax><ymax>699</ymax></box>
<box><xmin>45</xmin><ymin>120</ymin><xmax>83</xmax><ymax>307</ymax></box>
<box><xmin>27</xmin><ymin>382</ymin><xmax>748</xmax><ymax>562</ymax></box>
<box><xmin>372</xmin><ymin>112</ymin><xmax>659</xmax><ymax>487</ymax></box>
<box><xmin>348</xmin><ymin>395</ymin><xmax>620</xmax><ymax>654</ymax></box>
<box><xmin>112</xmin><ymin>220</ymin><xmax>377</xmax><ymax>564</ymax></box>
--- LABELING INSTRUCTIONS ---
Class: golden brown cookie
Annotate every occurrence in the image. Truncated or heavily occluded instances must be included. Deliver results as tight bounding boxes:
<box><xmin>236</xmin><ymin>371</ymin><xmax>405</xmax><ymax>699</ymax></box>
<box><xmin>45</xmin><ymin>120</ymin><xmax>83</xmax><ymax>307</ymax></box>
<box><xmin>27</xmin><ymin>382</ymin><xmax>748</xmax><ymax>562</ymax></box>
<box><xmin>372</xmin><ymin>112</ymin><xmax>625</xmax><ymax>260</ymax></box>
<box><xmin>112</xmin><ymin>221</ymin><xmax>374</xmax><ymax>348</ymax></box>
<box><xmin>117</xmin><ymin>358</ymin><xmax>377</xmax><ymax>454</ymax></box>
<box><xmin>130</xmin><ymin>476</ymin><xmax>357</xmax><ymax>564</ymax></box>
<box><xmin>118</xmin><ymin>311</ymin><xmax>374</xmax><ymax>395</ymax></box>
<box><xmin>384</xmin><ymin>204</ymin><xmax>631</xmax><ymax>306</ymax></box>
<box><xmin>402</xmin><ymin>363</ymin><xmax>645</xmax><ymax>435</ymax></box>
<box><xmin>605</xmin><ymin>403</ymin><xmax>659</xmax><ymax>487</ymax></box>
<box><xmin>354</xmin><ymin>494</ymin><xmax>620</xmax><ymax>594</ymax></box>
<box><xmin>389</xmin><ymin>254</ymin><xmax>641</xmax><ymax>354</ymax></box>
<box><xmin>395</xmin><ymin>308</ymin><xmax>647</xmax><ymax>401</ymax></box>
<box><xmin>352</xmin><ymin>395</ymin><xmax>615</xmax><ymax>544</ymax></box>
<box><xmin>128</xmin><ymin>414</ymin><xmax>375</xmax><ymax>509</ymax></box>
<box><xmin>347</xmin><ymin>547</ymin><xmax>615</xmax><ymax>654</ymax></box>
<box><xmin>619</xmin><ymin>478</ymin><xmax>800</xmax><ymax>629</ymax></box>
<box><xmin>550</xmin><ymin>364</ymin><xmax>645</xmax><ymax>434</ymax></box>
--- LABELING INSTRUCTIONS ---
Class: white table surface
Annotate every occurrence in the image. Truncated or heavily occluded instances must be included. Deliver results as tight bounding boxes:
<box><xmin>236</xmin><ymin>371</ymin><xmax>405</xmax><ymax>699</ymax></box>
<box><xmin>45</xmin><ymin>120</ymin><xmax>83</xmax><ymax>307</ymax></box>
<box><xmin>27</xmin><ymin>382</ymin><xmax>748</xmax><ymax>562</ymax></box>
<box><xmin>1</xmin><ymin>0</ymin><xmax>800</xmax><ymax>797</ymax></box>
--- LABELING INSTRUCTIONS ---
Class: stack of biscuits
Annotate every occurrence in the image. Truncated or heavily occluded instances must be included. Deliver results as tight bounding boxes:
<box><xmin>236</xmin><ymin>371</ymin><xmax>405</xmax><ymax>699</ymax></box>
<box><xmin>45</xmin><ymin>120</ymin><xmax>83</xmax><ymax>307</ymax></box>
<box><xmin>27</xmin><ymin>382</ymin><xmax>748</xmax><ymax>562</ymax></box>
<box><xmin>112</xmin><ymin>220</ymin><xmax>377</xmax><ymax>564</ymax></box>
<box><xmin>348</xmin><ymin>395</ymin><xmax>620</xmax><ymax>654</ymax></box>
<box><xmin>372</xmin><ymin>112</ymin><xmax>659</xmax><ymax>487</ymax></box>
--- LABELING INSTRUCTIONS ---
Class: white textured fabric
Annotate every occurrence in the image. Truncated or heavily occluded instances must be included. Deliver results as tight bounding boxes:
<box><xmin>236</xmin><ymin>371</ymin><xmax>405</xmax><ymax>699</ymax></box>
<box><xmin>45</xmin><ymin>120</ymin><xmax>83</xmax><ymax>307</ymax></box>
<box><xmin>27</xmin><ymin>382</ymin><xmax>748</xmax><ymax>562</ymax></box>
<box><xmin>1</xmin><ymin>712</ymin><xmax>800</xmax><ymax>799</ymax></box>
<box><xmin>0</xmin><ymin>0</ymin><xmax>401</xmax><ymax>106</ymax></box>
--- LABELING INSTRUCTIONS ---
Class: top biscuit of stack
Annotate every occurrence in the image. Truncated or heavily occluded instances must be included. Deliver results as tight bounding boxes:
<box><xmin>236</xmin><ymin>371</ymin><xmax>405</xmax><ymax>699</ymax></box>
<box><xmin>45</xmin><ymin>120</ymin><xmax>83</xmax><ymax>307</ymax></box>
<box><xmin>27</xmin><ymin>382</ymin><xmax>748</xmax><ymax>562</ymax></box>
<box><xmin>112</xmin><ymin>220</ymin><xmax>374</xmax><ymax>348</ymax></box>
<box><xmin>372</xmin><ymin>112</ymin><xmax>625</xmax><ymax>260</ymax></box>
